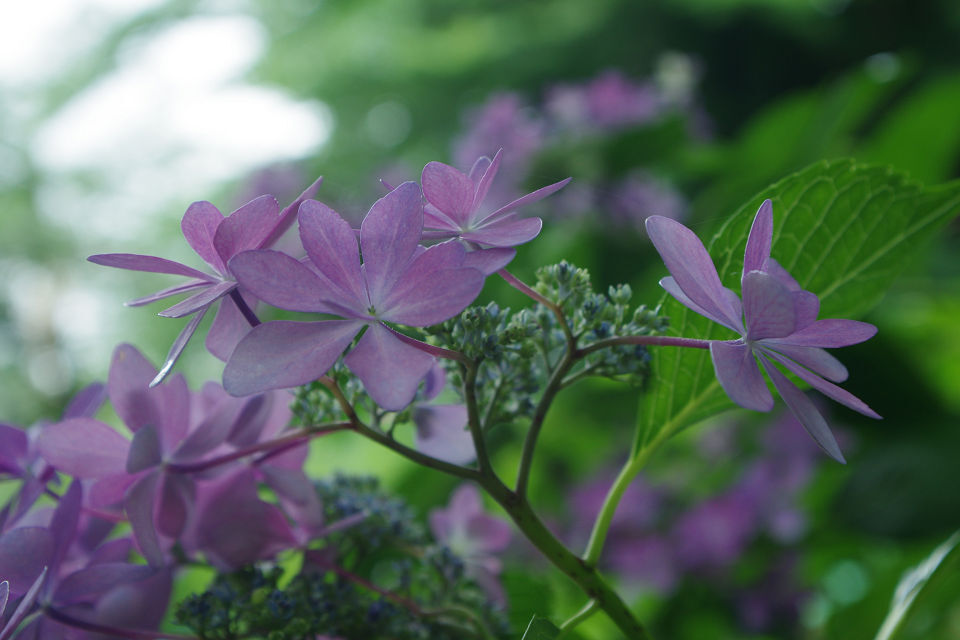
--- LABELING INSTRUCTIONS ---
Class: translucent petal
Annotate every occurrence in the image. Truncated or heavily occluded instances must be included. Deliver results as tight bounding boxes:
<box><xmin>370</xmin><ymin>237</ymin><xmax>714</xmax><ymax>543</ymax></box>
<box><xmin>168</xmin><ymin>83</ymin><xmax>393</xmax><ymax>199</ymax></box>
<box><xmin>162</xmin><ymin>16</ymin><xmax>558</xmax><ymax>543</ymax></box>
<box><xmin>709</xmin><ymin>341</ymin><xmax>773</xmax><ymax>412</ymax></box>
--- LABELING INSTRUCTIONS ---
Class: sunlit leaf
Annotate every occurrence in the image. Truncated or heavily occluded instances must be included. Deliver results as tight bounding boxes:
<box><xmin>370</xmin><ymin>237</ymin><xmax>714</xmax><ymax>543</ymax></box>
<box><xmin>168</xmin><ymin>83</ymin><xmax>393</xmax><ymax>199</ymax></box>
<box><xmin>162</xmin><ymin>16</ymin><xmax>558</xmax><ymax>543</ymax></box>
<box><xmin>522</xmin><ymin>615</ymin><xmax>561</xmax><ymax>640</ymax></box>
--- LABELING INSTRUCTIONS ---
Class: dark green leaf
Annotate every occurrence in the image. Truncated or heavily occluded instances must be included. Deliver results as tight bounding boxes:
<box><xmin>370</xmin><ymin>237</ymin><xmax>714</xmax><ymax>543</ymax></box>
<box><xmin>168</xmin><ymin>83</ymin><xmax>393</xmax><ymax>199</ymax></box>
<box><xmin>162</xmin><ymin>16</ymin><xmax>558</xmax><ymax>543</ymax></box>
<box><xmin>522</xmin><ymin>615</ymin><xmax>562</xmax><ymax>640</ymax></box>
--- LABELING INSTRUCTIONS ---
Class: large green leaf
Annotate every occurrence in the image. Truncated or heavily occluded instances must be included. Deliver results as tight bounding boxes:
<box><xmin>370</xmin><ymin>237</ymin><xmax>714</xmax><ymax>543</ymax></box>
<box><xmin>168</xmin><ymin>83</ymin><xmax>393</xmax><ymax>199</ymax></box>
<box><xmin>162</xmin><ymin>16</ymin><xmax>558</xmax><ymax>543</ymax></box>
<box><xmin>635</xmin><ymin>159</ymin><xmax>960</xmax><ymax>454</ymax></box>
<box><xmin>521</xmin><ymin>615</ymin><xmax>562</xmax><ymax>639</ymax></box>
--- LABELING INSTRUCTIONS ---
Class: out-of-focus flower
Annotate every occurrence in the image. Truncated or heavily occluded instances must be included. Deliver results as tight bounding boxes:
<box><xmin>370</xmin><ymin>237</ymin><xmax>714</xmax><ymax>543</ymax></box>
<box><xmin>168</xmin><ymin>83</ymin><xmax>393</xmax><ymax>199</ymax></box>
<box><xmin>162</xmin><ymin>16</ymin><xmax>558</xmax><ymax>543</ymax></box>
<box><xmin>645</xmin><ymin>200</ymin><xmax>881</xmax><ymax>462</ymax></box>
<box><xmin>412</xmin><ymin>365</ymin><xmax>475</xmax><ymax>465</ymax></box>
<box><xmin>429</xmin><ymin>485</ymin><xmax>511</xmax><ymax>604</ymax></box>
<box><xmin>225</xmin><ymin>182</ymin><xmax>484</xmax><ymax>410</ymax></box>
<box><xmin>607</xmin><ymin>171</ymin><xmax>688</xmax><ymax>232</ymax></box>
<box><xmin>545</xmin><ymin>70</ymin><xmax>662</xmax><ymax>133</ymax></box>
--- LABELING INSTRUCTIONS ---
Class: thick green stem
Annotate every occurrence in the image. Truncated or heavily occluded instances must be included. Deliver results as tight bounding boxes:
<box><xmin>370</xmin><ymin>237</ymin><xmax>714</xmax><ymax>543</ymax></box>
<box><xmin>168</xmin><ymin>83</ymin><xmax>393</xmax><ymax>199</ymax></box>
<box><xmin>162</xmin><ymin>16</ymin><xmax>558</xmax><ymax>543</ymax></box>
<box><xmin>558</xmin><ymin>599</ymin><xmax>599</xmax><ymax>637</ymax></box>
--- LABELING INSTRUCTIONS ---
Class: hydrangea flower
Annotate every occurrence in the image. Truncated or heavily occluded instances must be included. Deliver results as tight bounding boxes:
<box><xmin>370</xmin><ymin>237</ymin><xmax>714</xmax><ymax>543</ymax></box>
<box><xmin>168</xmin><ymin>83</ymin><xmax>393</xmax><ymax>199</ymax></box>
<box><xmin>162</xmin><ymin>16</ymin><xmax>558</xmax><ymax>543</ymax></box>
<box><xmin>224</xmin><ymin>182</ymin><xmax>484</xmax><ymax>410</ymax></box>
<box><xmin>89</xmin><ymin>178</ymin><xmax>321</xmax><ymax>384</ymax></box>
<box><xmin>645</xmin><ymin>200</ymin><xmax>880</xmax><ymax>462</ymax></box>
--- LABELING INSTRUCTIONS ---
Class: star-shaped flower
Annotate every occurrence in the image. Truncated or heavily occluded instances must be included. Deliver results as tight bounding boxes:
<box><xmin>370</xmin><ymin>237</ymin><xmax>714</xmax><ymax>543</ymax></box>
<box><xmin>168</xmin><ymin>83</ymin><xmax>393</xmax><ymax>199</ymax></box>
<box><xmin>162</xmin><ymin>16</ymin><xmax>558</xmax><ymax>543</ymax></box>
<box><xmin>224</xmin><ymin>182</ymin><xmax>485</xmax><ymax>410</ymax></box>
<box><xmin>645</xmin><ymin>200</ymin><xmax>880</xmax><ymax>462</ymax></box>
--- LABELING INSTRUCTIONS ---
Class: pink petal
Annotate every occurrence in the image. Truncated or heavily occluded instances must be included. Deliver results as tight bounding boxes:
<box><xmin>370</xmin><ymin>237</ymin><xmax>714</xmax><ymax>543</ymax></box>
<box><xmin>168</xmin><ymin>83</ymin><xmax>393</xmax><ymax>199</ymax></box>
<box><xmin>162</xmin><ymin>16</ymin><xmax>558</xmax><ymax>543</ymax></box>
<box><xmin>462</xmin><ymin>215</ymin><xmax>543</xmax><ymax>247</ymax></box>
<box><xmin>88</xmin><ymin>253</ymin><xmax>213</xmax><ymax>281</ymax></box>
<box><xmin>759</xmin><ymin>356</ymin><xmax>845</xmax><ymax>463</ymax></box>
<box><xmin>223</xmin><ymin>320</ymin><xmax>362</xmax><ymax>396</ymax></box>
<box><xmin>480</xmin><ymin>177</ymin><xmax>571</xmax><ymax>225</ymax></box>
<box><xmin>213</xmin><ymin>195</ymin><xmax>279</xmax><ymax>264</ymax></box>
<box><xmin>344</xmin><ymin>324</ymin><xmax>435</xmax><ymax>411</ymax></box>
<box><xmin>413</xmin><ymin>405</ymin><xmax>476</xmax><ymax>464</ymax></box>
<box><xmin>771</xmin><ymin>318</ymin><xmax>877</xmax><ymax>347</ymax></box>
<box><xmin>764</xmin><ymin>350</ymin><xmax>881</xmax><ymax>419</ymax></box>
<box><xmin>125</xmin><ymin>279</ymin><xmax>209</xmax><ymax>307</ymax></box>
<box><xmin>742</xmin><ymin>270</ymin><xmax>796</xmax><ymax>340</ymax></box>
<box><xmin>421</xmin><ymin>161</ymin><xmax>474</xmax><ymax>225</ymax></box>
<box><xmin>36</xmin><ymin>419</ymin><xmax>130</xmax><ymax>478</ymax></box>
<box><xmin>228</xmin><ymin>250</ymin><xmax>340</xmax><ymax>314</ymax></box>
<box><xmin>645</xmin><ymin>216</ymin><xmax>743</xmax><ymax>331</ymax></box>
<box><xmin>709</xmin><ymin>341</ymin><xmax>773</xmax><ymax>412</ymax></box>
<box><xmin>158</xmin><ymin>280</ymin><xmax>234</xmax><ymax>318</ymax></box>
<box><xmin>181</xmin><ymin>200</ymin><xmax>226</xmax><ymax>274</ymax></box>
<box><xmin>259</xmin><ymin>175</ymin><xmax>324</xmax><ymax>249</ymax></box>
<box><xmin>471</xmin><ymin>151</ymin><xmax>501</xmax><ymax>212</ymax></box>
<box><xmin>361</xmin><ymin>182</ymin><xmax>423</xmax><ymax>305</ymax></box>
<box><xmin>467</xmin><ymin>153</ymin><xmax>493</xmax><ymax>184</ymax></box>
<box><xmin>743</xmin><ymin>199</ymin><xmax>773</xmax><ymax>275</ymax></box>
<box><xmin>297</xmin><ymin>200</ymin><xmax>368</xmax><ymax>312</ymax></box>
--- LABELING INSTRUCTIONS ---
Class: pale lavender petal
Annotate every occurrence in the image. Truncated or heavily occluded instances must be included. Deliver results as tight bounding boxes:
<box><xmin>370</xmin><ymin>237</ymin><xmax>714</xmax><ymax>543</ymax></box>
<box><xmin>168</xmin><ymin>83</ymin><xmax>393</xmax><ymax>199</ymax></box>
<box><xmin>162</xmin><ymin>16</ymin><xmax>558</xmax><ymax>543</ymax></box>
<box><xmin>463</xmin><ymin>247</ymin><xmax>516</xmax><ymax>274</ymax></box>
<box><xmin>49</xmin><ymin>481</ymin><xmax>82</xmax><ymax>572</ymax></box>
<box><xmin>761</xmin><ymin>257</ymin><xmax>801</xmax><ymax>290</ymax></box>
<box><xmin>124</xmin><ymin>471</ymin><xmax>163</xmax><ymax>567</ymax></box>
<box><xmin>93</xmin><ymin>567</ymin><xmax>172</xmax><ymax>634</ymax></box>
<box><xmin>62</xmin><ymin>383</ymin><xmax>107</xmax><ymax>419</ymax></box>
<box><xmin>760</xmin><ymin>343</ymin><xmax>847</xmax><ymax>382</ymax></box>
<box><xmin>743</xmin><ymin>199</ymin><xmax>773</xmax><ymax>275</ymax></box>
<box><xmin>54</xmin><ymin>563</ymin><xmax>155</xmax><ymax>605</ymax></box>
<box><xmin>421</xmin><ymin>162</ymin><xmax>474</xmax><ymax>225</ymax></box>
<box><xmin>792</xmin><ymin>290</ymin><xmax>820</xmax><ymax>330</ymax></box>
<box><xmin>226</xmin><ymin>395</ymin><xmax>270</xmax><ymax>447</ymax></box>
<box><xmin>471</xmin><ymin>151</ymin><xmax>501</xmax><ymax>211</ymax></box>
<box><xmin>344</xmin><ymin>324</ymin><xmax>435</xmax><ymax>411</ymax></box>
<box><xmin>158</xmin><ymin>280</ymin><xmax>234</xmax><ymax>318</ymax></box>
<box><xmin>260</xmin><ymin>175</ymin><xmax>324</xmax><ymax>249</ymax></box>
<box><xmin>709</xmin><ymin>341</ymin><xmax>773</xmax><ymax>412</ymax></box>
<box><xmin>228</xmin><ymin>250</ymin><xmax>339</xmax><ymax>314</ymax></box>
<box><xmin>480</xmin><ymin>177</ymin><xmax>571</xmax><ymax>225</ymax></box>
<box><xmin>88</xmin><ymin>253</ymin><xmax>213</xmax><ymax>281</ymax></box>
<box><xmin>157</xmin><ymin>372</ymin><xmax>191</xmax><ymax>451</ymax></box>
<box><xmin>181</xmin><ymin>200</ymin><xmax>226</xmax><ymax>273</ymax></box>
<box><xmin>126</xmin><ymin>425</ymin><xmax>161</xmax><ymax>474</ymax></box>
<box><xmin>89</xmin><ymin>473</ymin><xmax>137</xmax><ymax>509</ymax></box>
<box><xmin>467</xmin><ymin>513</ymin><xmax>511</xmax><ymax>553</ymax></box>
<box><xmin>764</xmin><ymin>350</ymin><xmax>881</xmax><ymax>419</ymax></box>
<box><xmin>361</xmin><ymin>182</ymin><xmax>423</xmax><ymax>305</ymax></box>
<box><xmin>413</xmin><ymin>405</ymin><xmax>475</xmax><ymax>464</ymax></box>
<box><xmin>151</xmin><ymin>306</ymin><xmax>208</xmax><ymax>386</ymax></box>
<box><xmin>0</xmin><ymin>528</ymin><xmax>52</xmax><ymax>597</ymax></box>
<box><xmin>298</xmin><ymin>200</ymin><xmax>368</xmax><ymax>311</ymax></box>
<box><xmin>379</xmin><ymin>242</ymin><xmax>484</xmax><ymax>326</ymax></box>
<box><xmin>0</xmin><ymin>567</ymin><xmax>47</xmax><ymax>640</ymax></box>
<box><xmin>260</xmin><ymin>466</ymin><xmax>325</xmax><ymax>533</ymax></box>
<box><xmin>772</xmin><ymin>318</ymin><xmax>877</xmax><ymax>347</ymax></box>
<box><xmin>108</xmin><ymin>344</ymin><xmax>161</xmax><ymax>432</ymax></box>
<box><xmin>462</xmin><ymin>216</ymin><xmax>543</xmax><ymax>248</ymax></box>
<box><xmin>156</xmin><ymin>474</ymin><xmax>193</xmax><ymax>538</ymax></box>
<box><xmin>660</xmin><ymin>276</ymin><xmax>738</xmax><ymax>331</ymax></box>
<box><xmin>223</xmin><ymin>320</ymin><xmax>362</xmax><ymax>396</ymax></box>
<box><xmin>172</xmin><ymin>399</ymin><xmax>238</xmax><ymax>461</ymax></box>
<box><xmin>759</xmin><ymin>356</ymin><xmax>845</xmax><ymax>463</ymax></box>
<box><xmin>645</xmin><ymin>216</ymin><xmax>742</xmax><ymax>330</ymax></box>
<box><xmin>422</xmin><ymin>363</ymin><xmax>446</xmax><ymax>401</ymax></box>
<box><xmin>126</xmin><ymin>280</ymin><xmax>210</xmax><ymax>308</ymax></box>
<box><xmin>206</xmin><ymin>291</ymin><xmax>257</xmax><ymax>361</ymax></box>
<box><xmin>213</xmin><ymin>195</ymin><xmax>279</xmax><ymax>264</ymax></box>
<box><xmin>0</xmin><ymin>424</ymin><xmax>28</xmax><ymax>474</ymax></box>
<box><xmin>36</xmin><ymin>419</ymin><xmax>129</xmax><ymax>478</ymax></box>
<box><xmin>742</xmin><ymin>270</ymin><xmax>796</xmax><ymax>340</ymax></box>
<box><xmin>423</xmin><ymin>203</ymin><xmax>462</xmax><ymax>232</ymax></box>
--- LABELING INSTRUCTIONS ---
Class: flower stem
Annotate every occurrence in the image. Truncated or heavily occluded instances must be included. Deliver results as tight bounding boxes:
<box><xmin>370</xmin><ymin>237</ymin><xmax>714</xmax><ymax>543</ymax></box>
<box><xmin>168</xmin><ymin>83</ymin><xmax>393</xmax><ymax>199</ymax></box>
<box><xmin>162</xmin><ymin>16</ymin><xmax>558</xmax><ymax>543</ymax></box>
<box><xmin>229</xmin><ymin>288</ymin><xmax>260</xmax><ymax>327</ymax></box>
<box><xmin>577</xmin><ymin>334</ymin><xmax>712</xmax><ymax>356</ymax></box>
<box><xmin>558</xmin><ymin>599</ymin><xmax>599</xmax><ymax>637</ymax></box>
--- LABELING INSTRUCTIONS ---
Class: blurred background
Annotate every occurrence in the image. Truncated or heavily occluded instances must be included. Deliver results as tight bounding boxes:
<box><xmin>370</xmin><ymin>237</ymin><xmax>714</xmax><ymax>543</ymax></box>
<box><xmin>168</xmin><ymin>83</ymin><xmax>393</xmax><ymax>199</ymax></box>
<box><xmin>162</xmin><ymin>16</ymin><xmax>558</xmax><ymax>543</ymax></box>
<box><xmin>1</xmin><ymin>0</ymin><xmax>958</xmax><ymax>638</ymax></box>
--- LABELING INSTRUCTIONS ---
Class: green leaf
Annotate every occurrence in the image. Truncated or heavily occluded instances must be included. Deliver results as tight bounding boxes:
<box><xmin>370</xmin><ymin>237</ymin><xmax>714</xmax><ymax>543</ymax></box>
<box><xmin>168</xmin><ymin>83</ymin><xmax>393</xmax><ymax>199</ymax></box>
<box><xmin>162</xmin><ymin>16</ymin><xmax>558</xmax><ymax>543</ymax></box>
<box><xmin>522</xmin><ymin>615</ymin><xmax>562</xmax><ymax>640</ymax></box>
<box><xmin>874</xmin><ymin>530</ymin><xmax>960</xmax><ymax>640</ymax></box>
<box><xmin>635</xmin><ymin>159</ymin><xmax>960</xmax><ymax>454</ymax></box>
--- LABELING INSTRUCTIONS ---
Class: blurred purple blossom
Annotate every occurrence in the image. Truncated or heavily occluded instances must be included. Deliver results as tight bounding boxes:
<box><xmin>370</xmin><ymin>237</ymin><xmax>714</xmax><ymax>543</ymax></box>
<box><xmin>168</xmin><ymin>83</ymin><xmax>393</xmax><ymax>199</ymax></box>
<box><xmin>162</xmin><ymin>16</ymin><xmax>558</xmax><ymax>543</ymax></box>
<box><xmin>607</xmin><ymin>171</ymin><xmax>688</xmax><ymax>232</ymax></box>
<box><xmin>545</xmin><ymin>70</ymin><xmax>662</xmax><ymax>132</ymax></box>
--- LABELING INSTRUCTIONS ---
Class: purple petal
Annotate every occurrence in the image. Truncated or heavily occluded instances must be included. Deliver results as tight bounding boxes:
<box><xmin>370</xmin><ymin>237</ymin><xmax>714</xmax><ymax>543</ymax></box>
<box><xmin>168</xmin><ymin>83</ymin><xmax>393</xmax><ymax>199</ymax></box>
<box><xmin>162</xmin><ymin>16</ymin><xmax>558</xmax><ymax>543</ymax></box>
<box><xmin>422</xmin><ymin>363</ymin><xmax>447</xmax><ymax>402</ymax></box>
<box><xmin>260</xmin><ymin>466</ymin><xmax>325</xmax><ymax>533</ymax></box>
<box><xmin>89</xmin><ymin>473</ymin><xmax>137</xmax><ymax>509</ymax></box>
<box><xmin>759</xmin><ymin>356</ymin><xmax>846</xmax><ymax>463</ymax></box>
<box><xmin>0</xmin><ymin>528</ymin><xmax>52</xmax><ymax>597</ymax></box>
<box><xmin>379</xmin><ymin>242</ymin><xmax>484</xmax><ymax>327</ymax></box>
<box><xmin>660</xmin><ymin>276</ymin><xmax>740</xmax><ymax>331</ymax></box>
<box><xmin>709</xmin><ymin>341</ymin><xmax>773</xmax><ymax>412</ymax></box>
<box><xmin>36</xmin><ymin>419</ymin><xmax>129</xmax><ymax>478</ymax></box>
<box><xmin>742</xmin><ymin>270</ymin><xmax>796</xmax><ymax>340</ymax></box>
<box><xmin>93</xmin><ymin>567</ymin><xmax>172</xmax><ymax>633</ymax></box>
<box><xmin>158</xmin><ymin>280</ymin><xmax>234</xmax><ymax>318</ymax></box>
<box><xmin>471</xmin><ymin>151</ymin><xmax>501</xmax><ymax>212</ymax></box>
<box><xmin>423</xmin><ymin>203</ymin><xmax>462</xmax><ymax>232</ymax></box>
<box><xmin>157</xmin><ymin>373</ymin><xmax>191</xmax><ymax>451</ymax></box>
<box><xmin>223</xmin><ymin>320</ymin><xmax>362</xmax><ymax>396</ymax></box>
<box><xmin>770</xmin><ymin>318</ymin><xmax>877</xmax><ymax>347</ymax></box>
<box><xmin>54</xmin><ymin>563</ymin><xmax>155</xmax><ymax>606</ymax></box>
<box><xmin>181</xmin><ymin>200</ymin><xmax>227</xmax><ymax>274</ymax></box>
<box><xmin>87</xmin><ymin>253</ymin><xmax>213</xmax><ymax>281</ymax></box>
<box><xmin>226</xmin><ymin>395</ymin><xmax>270</xmax><ymax>447</ymax></box>
<box><xmin>62</xmin><ymin>383</ymin><xmax>107</xmax><ymax>419</ymax></box>
<box><xmin>260</xmin><ymin>175</ymin><xmax>324</xmax><ymax>249</ymax></box>
<box><xmin>213</xmin><ymin>195</ymin><xmax>279</xmax><ymax>264</ymax></box>
<box><xmin>0</xmin><ymin>567</ymin><xmax>47</xmax><ymax>640</ymax></box>
<box><xmin>125</xmin><ymin>279</ymin><xmax>210</xmax><ymax>307</ymax></box>
<box><xmin>344</xmin><ymin>324</ymin><xmax>435</xmax><ymax>411</ymax></box>
<box><xmin>171</xmin><ymin>400</ymin><xmax>237</xmax><ymax>462</ymax></box>
<box><xmin>467</xmin><ymin>513</ymin><xmax>511</xmax><ymax>554</ymax></box>
<box><xmin>49</xmin><ymin>481</ymin><xmax>82</xmax><ymax>572</ymax></box>
<box><xmin>480</xmin><ymin>177</ymin><xmax>571</xmax><ymax>225</ymax></box>
<box><xmin>108</xmin><ymin>344</ymin><xmax>161</xmax><ymax>432</ymax></box>
<box><xmin>792</xmin><ymin>290</ymin><xmax>820</xmax><ymax>330</ymax></box>
<box><xmin>229</xmin><ymin>249</ymin><xmax>339</xmax><ymax>314</ymax></box>
<box><xmin>645</xmin><ymin>216</ymin><xmax>743</xmax><ymax>331</ymax></box>
<box><xmin>0</xmin><ymin>424</ymin><xmax>28</xmax><ymax>475</ymax></box>
<box><xmin>297</xmin><ymin>200</ymin><xmax>369</xmax><ymax>312</ymax></box>
<box><xmin>759</xmin><ymin>343</ymin><xmax>847</xmax><ymax>382</ymax></box>
<box><xmin>463</xmin><ymin>247</ymin><xmax>516</xmax><ymax>275</ymax></box>
<box><xmin>124</xmin><ymin>471</ymin><xmax>163</xmax><ymax>567</ymax></box>
<box><xmin>156</xmin><ymin>474</ymin><xmax>193</xmax><ymax>538</ymax></box>
<box><xmin>126</xmin><ymin>425</ymin><xmax>161</xmax><ymax>474</ymax></box>
<box><xmin>206</xmin><ymin>290</ymin><xmax>257</xmax><ymax>361</ymax></box>
<box><xmin>462</xmin><ymin>215</ymin><xmax>543</xmax><ymax>248</ymax></box>
<box><xmin>413</xmin><ymin>405</ymin><xmax>476</xmax><ymax>464</ymax></box>
<box><xmin>151</xmin><ymin>305</ymin><xmax>208</xmax><ymax>386</ymax></box>
<box><xmin>422</xmin><ymin>162</ymin><xmax>474</xmax><ymax>225</ymax></box>
<box><xmin>743</xmin><ymin>199</ymin><xmax>773</xmax><ymax>275</ymax></box>
<box><xmin>764</xmin><ymin>350</ymin><xmax>881</xmax><ymax>419</ymax></box>
<box><xmin>0</xmin><ymin>580</ymin><xmax>7</xmax><ymax>616</ymax></box>
<box><xmin>467</xmin><ymin>154</ymin><xmax>493</xmax><ymax>184</ymax></box>
<box><xmin>361</xmin><ymin>182</ymin><xmax>423</xmax><ymax>305</ymax></box>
